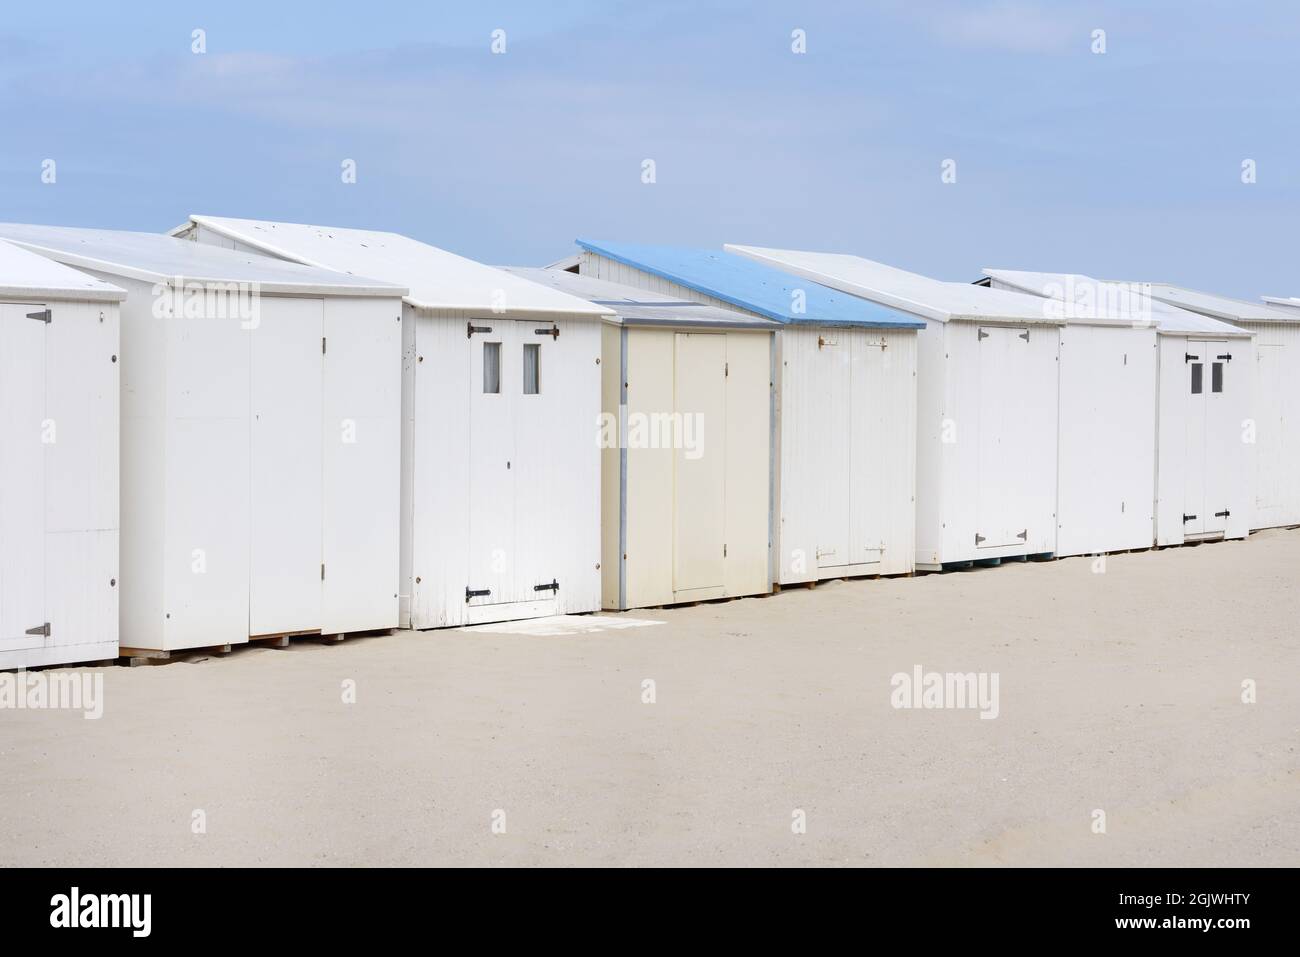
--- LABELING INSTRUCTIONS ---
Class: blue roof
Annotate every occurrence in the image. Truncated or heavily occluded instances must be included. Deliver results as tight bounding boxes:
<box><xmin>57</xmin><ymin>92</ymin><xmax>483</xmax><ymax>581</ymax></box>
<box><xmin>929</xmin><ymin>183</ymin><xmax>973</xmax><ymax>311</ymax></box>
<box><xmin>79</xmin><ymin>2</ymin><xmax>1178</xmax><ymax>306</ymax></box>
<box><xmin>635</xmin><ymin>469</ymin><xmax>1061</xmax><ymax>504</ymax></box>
<box><xmin>575</xmin><ymin>240</ymin><xmax>925</xmax><ymax>330</ymax></box>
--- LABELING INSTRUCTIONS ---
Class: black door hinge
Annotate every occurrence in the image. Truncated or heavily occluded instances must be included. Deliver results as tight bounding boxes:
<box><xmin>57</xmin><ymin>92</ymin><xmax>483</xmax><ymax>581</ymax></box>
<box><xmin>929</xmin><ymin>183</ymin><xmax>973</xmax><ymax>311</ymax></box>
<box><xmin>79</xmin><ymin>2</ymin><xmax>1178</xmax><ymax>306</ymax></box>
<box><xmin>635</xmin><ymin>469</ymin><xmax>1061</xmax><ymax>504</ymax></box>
<box><xmin>1215</xmin><ymin>510</ymin><xmax>1230</xmax><ymax>518</ymax></box>
<box><xmin>1182</xmin><ymin>514</ymin><xmax>1197</xmax><ymax>523</ymax></box>
<box><xmin>533</xmin><ymin>579</ymin><xmax>559</xmax><ymax>593</ymax></box>
<box><xmin>25</xmin><ymin>622</ymin><xmax>50</xmax><ymax>638</ymax></box>
<box><xmin>975</xmin><ymin>533</ymin><xmax>986</xmax><ymax>545</ymax></box>
<box><xmin>977</xmin><ymin>329</ymin><xmax>989</xmax><ymax>341</ymax></box>
<box><xmin>534</xmin><ymin>324</ymin><xmax>560</xmax><ymax>340</ymax></box>
<box><xmin>1018</xmin><ymin>330</ymin><xmax>1029</xmax><ymax>341</ymax></box>
<box><xmin>26</xmin><ymin>309</ymin><xmax>52</xmax><ymax>324</ymax></box>
<box><xmin>467</xmin><ymin>322</ymin><xmax>493</xmax><ymax>338</ymax></box>
<box><xmin>1017</xmin><ymin>529</ymin><xmax>1028</xmax><ymax>540</ymax></box>
<box><xmin>466</xmin><ymin>587</ymin><xmax>491</xmax><ymax>600</ymax></box>
<box><xmin>1216</xmin><ymin>354</ymin><xmax>1232</xmax><ymax>362</ymax></box>
<box><xmin>1185</xmin><ymin>353</ymin><xmax>1199</xmax><ymax>363</ymax></box>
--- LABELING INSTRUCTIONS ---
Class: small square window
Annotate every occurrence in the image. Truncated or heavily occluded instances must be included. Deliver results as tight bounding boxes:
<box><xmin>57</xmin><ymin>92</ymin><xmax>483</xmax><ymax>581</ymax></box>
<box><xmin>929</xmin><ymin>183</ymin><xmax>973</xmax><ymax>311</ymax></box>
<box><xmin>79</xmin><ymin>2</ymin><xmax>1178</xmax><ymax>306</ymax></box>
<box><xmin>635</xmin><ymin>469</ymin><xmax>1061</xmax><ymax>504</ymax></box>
<box><xmin>523</xmin><ymin>343</ymin><xmax>540</xmax><ymax>395</ymax></box>
<box><xmin>483</xmin><ymin>342</ymin><xmax>501</xmax><ymax>394</ymax></box>
<box><xmin>1212</xmin><ymin>362</ymin><xmax>1224</xmax><ymax>393</ymax></box>
<box><xmin>1191</xmin><ymin>363</ymin><xmax>1203</xmax><ymax>394</ymax></box>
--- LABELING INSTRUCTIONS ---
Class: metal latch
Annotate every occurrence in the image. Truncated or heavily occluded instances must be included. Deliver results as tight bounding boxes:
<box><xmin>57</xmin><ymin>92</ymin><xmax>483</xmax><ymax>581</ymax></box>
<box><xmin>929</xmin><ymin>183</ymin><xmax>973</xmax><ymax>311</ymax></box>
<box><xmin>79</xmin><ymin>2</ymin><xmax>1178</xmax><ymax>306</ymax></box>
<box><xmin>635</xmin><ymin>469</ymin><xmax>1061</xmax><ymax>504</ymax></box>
<box><xmin>534</xmin><ymin>324</ymin><xmax>560</xmax><ymax>340</ymax></box>
<box><xmin>467</xmin><ymin>322</ymin><xmax>493</xmax><ymax>338</ymax></box>
<box><xmin>465</xmin><ymin>587</ymin><xmax>491</xmax><ymax>600</ymax></box>
<box><xmin>26</xmin><ymin>309</ymin><xmax>52</xmax><ymax>324</ymax></box>
<box><xmin>533</xmin><ymin>579</ymin><xmax>559</xmax><ymax>593</ymax></box>
<box><xmin>25</xmin><ymin>623</ymin><xmax>50</xmax><ymax>638</ymax></box>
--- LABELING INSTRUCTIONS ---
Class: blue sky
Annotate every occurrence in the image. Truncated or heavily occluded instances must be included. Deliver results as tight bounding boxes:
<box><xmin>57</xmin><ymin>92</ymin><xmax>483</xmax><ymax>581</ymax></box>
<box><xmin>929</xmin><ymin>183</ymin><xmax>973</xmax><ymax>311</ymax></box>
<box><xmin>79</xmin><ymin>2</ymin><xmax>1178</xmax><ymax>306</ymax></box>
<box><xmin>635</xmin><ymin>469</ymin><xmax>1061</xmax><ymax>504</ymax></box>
<box><xmin>1</xmin><ymin>0</ymin><xmax>1297</xmax><ymax>297</ymax></box>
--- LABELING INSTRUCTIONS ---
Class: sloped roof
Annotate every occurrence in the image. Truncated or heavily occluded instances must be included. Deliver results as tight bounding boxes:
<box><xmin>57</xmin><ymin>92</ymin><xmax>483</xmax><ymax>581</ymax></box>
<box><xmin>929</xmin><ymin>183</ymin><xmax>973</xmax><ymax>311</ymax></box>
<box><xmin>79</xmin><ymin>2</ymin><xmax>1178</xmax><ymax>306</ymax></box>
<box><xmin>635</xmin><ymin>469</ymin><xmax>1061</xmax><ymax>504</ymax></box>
<box><xmin>725</xmin><ymin>244</ymin><xmax>1078</xmax><ymax>325</ymax></box>
<box><xmin>0</xmin><ymin>223</ymin><xmax>404</xmax><ymax>297</ymax></box>
<box><xmin>575</xmin><ymin>240</ymin><xmax>924</xmax><ymax>329</ymax></box>
<box><xmin>1115</xmin><ymin>281</ymin><xmax>1300</xmax><ymax>324</ymax></box>
<box><xmin>0</xmin><ymin>238</ymin><xmax>125</xmax><ymax>302</ymax></box>
<box><xmin>184</xmin><ymin>216</ymin><xmax>611</xmax><ymax>318</ymax></box>
<box><xmin>984</xmin><ymin>269</ymin><xmax>1250</xmax><ymax>337</ymax></box>
<box><xmin>501</xmin><ymin>267</ymin><xmax>779</xmax><ymax>330</ymax></box>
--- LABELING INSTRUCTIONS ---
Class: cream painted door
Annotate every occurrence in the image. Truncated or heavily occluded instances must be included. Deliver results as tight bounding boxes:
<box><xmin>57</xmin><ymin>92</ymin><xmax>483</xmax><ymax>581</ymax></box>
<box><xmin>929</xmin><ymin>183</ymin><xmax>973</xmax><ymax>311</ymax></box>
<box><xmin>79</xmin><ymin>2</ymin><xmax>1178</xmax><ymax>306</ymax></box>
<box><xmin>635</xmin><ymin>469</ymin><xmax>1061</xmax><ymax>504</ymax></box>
<box><xmin>673</xmin><ymin>333</ymin><xmax>726</xmax><ymax>593</ymax></box>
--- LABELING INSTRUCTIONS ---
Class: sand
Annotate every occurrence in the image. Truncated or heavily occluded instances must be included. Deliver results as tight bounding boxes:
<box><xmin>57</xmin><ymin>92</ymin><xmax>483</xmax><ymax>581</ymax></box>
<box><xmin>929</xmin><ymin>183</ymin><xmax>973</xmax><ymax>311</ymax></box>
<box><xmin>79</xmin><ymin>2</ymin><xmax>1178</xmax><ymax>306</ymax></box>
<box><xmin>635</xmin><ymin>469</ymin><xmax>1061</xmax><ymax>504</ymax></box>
<box><xmin>2</xmin><ymin>530</ymin><xmax>1298</xmax><ymax>867</ymax></box>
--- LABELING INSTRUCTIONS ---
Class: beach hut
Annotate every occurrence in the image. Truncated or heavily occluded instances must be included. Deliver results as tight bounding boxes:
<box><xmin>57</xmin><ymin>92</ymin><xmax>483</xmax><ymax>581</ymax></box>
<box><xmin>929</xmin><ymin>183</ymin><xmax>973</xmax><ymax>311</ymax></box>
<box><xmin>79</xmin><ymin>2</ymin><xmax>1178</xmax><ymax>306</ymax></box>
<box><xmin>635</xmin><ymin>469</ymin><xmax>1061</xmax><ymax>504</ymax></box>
<box><xmin>0</xmin><ymin>223</ymin><xmax>407</xmax><ymax>654</ymax></box>
<box><xmin>173</xmin><ymin>216</ymin><xmax>614</xmax><ymax>627</ymax></box>
<box><xmin>985</xmin><ymin>271</ymin><xmax>1255</xmax><ymax>546</ymax></box>
<box><xmin>569</xmin><ymin>241</ymin><xmax>924</xmax><ymax>585</ymax></box>
<box><xmin>0</xmin><ymin>241</ymin><xmax>126</xmax><ymax>670</ymax></box>
<box><xmin>726</xmin><ymin>246</ymin><xmax>1163</xmax><ymax>564</ymax></box>
<box><xmin>1123</xmin><ymin>283</ymin><xmax>1295</xmax><ymax>530</ymax></box>
<box><xmin>503</xmin><ymin>267</ymin><xmax>779</xmax><ymax>609</ymax></box>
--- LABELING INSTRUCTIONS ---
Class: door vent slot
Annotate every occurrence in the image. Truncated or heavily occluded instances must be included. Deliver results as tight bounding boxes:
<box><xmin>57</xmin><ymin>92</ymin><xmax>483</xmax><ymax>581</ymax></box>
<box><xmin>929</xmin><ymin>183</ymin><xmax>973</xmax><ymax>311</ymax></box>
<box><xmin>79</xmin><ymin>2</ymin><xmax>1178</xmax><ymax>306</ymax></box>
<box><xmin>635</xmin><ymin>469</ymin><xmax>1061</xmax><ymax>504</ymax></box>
<box><xmin>533</xmin><ymin>579</ymin><xmax>560</xmax><ymax>593</ymax></box>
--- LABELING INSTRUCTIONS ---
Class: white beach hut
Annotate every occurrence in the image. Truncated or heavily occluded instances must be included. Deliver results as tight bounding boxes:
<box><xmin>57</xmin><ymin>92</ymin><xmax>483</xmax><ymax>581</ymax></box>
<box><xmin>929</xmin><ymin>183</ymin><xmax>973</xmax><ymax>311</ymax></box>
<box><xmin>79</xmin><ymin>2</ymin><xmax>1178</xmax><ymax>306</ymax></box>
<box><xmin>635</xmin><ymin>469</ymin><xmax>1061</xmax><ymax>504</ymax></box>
<box><xmin>985</xmin><ymin>270</ymin><xmax>1256</xmax><ymax>546</ymax></box>
<box><xmin>504</xmin><ymin>267</ymin><xmax>779</xmax><ymax>609</ymax></box>
<box><xmin>0</xmin><ymin>224</ymin><xmax>407</xmax><ymax>655</ymax></box>
<box><xmin>174</xmin><ymin>216</ymin><xmax>615</xmax><ymax>627</ymax></box>
<box><xmin>1124</xmin><ymin>283</ymin><xmax>1295</xmax><ymax>530</ymax></box>
<box><xmin>569</xmin><ymin>241</ymin><xmax>924</xmax><ymax>585</ymax></box>
<box><xmin>727</xmin><ymin>246</ymin><xmax>1164</xmax><ymax>565</ymax></box>
<box><xmin>1</xmin><ymin>241</ymin><xmax>126</xmax><ymax>670</ymax></box>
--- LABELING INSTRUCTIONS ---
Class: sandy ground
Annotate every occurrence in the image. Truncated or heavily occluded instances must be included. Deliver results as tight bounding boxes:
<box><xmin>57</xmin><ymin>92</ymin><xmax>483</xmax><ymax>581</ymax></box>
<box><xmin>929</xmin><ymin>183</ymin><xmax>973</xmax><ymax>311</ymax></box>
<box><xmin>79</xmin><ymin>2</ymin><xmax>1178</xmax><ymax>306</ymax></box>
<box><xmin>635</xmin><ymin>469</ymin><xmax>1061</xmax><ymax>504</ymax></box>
<box><xmin>2</xmin><ymin>530</ymin><xmax>1298</xmax><ymax>867</ymax></box>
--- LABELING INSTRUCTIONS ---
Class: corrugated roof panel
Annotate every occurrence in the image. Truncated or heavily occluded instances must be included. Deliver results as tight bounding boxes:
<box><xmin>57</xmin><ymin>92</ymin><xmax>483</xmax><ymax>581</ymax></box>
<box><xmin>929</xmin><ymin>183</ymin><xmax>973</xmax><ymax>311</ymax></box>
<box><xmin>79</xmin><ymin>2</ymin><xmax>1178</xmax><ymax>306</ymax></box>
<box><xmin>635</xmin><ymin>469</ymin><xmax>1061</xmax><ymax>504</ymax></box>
<box><xmin>985</xmin><ymin>269</ymin><xmax>1250</xmax><ymax>337</ymax></box>
<box><xmin>725</xmin><ymin>244</ymin><xmax>1070</xmax><ymax>325</ymax></box>
<box><xmin>0</xmin><ymin>238</ymin><xmax>126</xmax><ymax>302</ymax></box>
<box><xmin>1261</xmin><ymin>297</ymin><xmax>1300</xmax><ymax>316</ymax></box>
<box><xmin>189</xmin><ymin>216</ymin><xmax>611</xmax><ymax>317</ymax></box>
<box><xmin>0</xmin><ymin>223</ymin><xmax>405</xmax><ymax>297</ymax></box>
<box><xmin>501</xmin><ymin>267</ymin><xmax>780</xmax><ymax>329</ymax></box>
<box><xmin>575</xmin><ymin>240</ymin><xmax>925</xmax><ymax>329</ymax></box>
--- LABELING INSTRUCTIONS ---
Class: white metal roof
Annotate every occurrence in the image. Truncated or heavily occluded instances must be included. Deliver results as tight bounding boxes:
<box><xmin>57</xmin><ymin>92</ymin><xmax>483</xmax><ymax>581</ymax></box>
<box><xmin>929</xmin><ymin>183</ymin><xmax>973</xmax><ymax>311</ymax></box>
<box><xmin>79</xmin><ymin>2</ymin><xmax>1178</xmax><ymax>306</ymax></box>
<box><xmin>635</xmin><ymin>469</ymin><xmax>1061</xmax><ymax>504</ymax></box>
<box><xmin>500</xmin><ymin>267</ymin><xmax>780</xmax><ymax>330</ymax></box>
<box><xmin>0</xmin><ymin>223</ymin><xmax>405</xmax><ymax>298</ymax></box>
<box><xmin>724</xmin><ymin>244</ymin><xmax>1084</xmax><ymax>325</ymax></box>
<box><xmin>1261</xmin><ymin>296</ymin><xmax>1300</xmax><ymax>315</ymax></box>
<box><xmin>1115</xmin><ymin>281</ymin><xmax>1300</xmax><ymax>324</ymax></box>
<box><xmin>0</xmin><ymin>238</ymin><xmax>125</xmax><ymax>303</ymax></box>
<box><xmin>182</xmin><ymin>216</ymin><xmax>612</xmax><ymax>318</ymax></box>
<box><xmin>984</xmin><ymin>269</ymin><xmax>1250</xmax><ymax>337</ymax></box>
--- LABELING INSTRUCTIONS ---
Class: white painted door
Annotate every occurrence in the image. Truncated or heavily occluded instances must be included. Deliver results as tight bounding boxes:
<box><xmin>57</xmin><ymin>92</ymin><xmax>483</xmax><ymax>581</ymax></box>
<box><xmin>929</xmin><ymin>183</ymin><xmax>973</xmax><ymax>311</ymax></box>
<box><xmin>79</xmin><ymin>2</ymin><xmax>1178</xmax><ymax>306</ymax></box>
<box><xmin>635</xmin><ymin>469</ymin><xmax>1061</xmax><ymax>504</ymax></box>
<box><xmin>512</xmin><ymin>320</ymin><xmax>562</xmax><ymax>606</ymax></box>
<box><xmin>0</xmin><ymin>303</ymin><xmax>47</xmax><ymax>653</ymax></box>
<box><xmin>673</xmin><ymin>333</ymin><xmax>726</xmax><ymax>592</ymax></box>
<box><xmin>467</xmin><ymin>321</ymin><xmax>517</xmax><ymax>606</ymax></box>
<box><xmin>849</xmin><ymin>331</ymin><xmax>887</xmax><ymax>565</ymax></box>
<box><xmin>814</xmin><ymin>332</ymin><xmax>853</xmax><ymax>570</ymax></box>
<box><xmin>975</xmin><ymin>326</ymin><xmax>1032</xmax><ymax>548</ymax></box>
<box><xmin>251</xmin><ymin>298</ymin><xmax>323</xmax><ymax>636</ymax></box>
<box><xmin>1185</xmin><ymin>340</ymin><xmax>1232</xmax><ymax>536</ymax></box>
